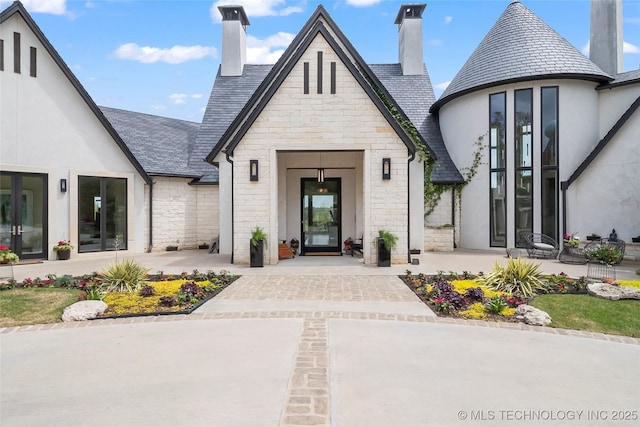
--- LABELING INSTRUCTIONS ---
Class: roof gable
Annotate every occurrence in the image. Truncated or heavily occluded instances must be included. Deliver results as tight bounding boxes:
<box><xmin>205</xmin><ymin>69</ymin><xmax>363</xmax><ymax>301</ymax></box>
<box><xmin>0</xmin><ymin>1</ymin><xmax>152</xmax><ymax>185</ymax></box>
<box><xmin>205</xmin><ymin>5</ymin><xmax>419</xmax><ymax>162</ymax></box>
<box><xmin>431</xmin><ymin>1</ymin><xmax>612</xmax><ymax>112</ymax></box>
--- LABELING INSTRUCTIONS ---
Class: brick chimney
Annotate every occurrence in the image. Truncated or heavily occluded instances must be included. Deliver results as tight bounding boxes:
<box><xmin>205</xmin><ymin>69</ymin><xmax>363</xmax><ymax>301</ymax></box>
<box><xmin>394</xmin><ymin>4</ymin><xmax>426</xmax><ymax>76</ymax></box>
<box><xmin>590</xmin><ymin>0</ymin><xmax>623</xmax><ymax>75</ymax></box>
<box><xmin>218</xmin><ymin>5</ymin><xmax>250</xmax><ymax>76</ymax></box>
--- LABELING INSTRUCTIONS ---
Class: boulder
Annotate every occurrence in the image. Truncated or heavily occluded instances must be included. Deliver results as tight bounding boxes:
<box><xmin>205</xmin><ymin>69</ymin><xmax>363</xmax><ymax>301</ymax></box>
<box><xmin>62</xmin><ymin>300</ymin><xmax>107</xmax><ymax>322</ymax></box>
<box><xmin>515</xmin><ymin>304</ymin><xmax>551</xmax><ymax>326</ymax></box>
<box><xmin>587</xmin><ymin>283</ymin><xmax>640</xmax><ymax>301</ymax></box>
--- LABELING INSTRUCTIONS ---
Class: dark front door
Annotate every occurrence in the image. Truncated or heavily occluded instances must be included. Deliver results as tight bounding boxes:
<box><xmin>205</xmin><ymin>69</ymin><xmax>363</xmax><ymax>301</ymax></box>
<box><xmin>301</xmin><ymin>178</ymin><xmax>341</xmax><ymax>254</ymax></box>
<box><xmin>0</xmin><ymin>173</ymin><xmax>48</xmax><ymax>260</ymax></box>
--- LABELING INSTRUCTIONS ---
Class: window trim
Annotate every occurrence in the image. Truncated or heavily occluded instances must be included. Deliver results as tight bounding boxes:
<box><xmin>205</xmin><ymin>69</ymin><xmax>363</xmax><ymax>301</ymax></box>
<box><xmin>513</xmin><ymin>88</ymin><xmax>534</xmax><ymax>246</ymax></box>
<box><xmin>540</xmin><ymin>86</ymin><xmax>559</xmax><ymax>242</ymax></box>
<box><xmin>489</xmin><ymin>91</ymin><xmax>507</xmax><ymax>248</ymax></box>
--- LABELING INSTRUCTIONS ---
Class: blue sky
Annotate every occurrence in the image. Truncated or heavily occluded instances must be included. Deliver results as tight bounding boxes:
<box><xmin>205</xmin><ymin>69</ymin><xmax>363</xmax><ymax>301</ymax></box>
<box><xmin>4</xmin><ymin>0</ymin><xmax>639</xmax><ymax>122</ymax></box>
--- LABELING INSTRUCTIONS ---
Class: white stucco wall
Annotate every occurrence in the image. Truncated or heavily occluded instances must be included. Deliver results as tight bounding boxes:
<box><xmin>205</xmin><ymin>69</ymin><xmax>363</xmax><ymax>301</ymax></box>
<box><xmin>0</xmin><ymin>13</ymin><xmax>147</xmax><ymax>259</ymax></box>
<box><xmin>439</xmin><ymin>79</ymin><xmax>602</xmax><ymax>250</ymax></box>
<box><xmin>230</xmin><ymin>33</ymin><xmax>411</xmax><ymax>265</ymax></box>
<box><xmin>567</xmin><ymin>84</ymin><xmax>640</xmax><ymax>241</ymax></box>
<box><xmin>143</xmin><ymin>177</ymin><xmax>218</xmax><ymax>251</ymax></box>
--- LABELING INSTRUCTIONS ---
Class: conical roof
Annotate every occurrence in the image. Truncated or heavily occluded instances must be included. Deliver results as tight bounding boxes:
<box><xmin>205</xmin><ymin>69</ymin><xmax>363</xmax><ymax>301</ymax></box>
<box><xmin>431</xmin><ymin>1</ymin><xmax>611</xmax><ymax>112</ymax></box>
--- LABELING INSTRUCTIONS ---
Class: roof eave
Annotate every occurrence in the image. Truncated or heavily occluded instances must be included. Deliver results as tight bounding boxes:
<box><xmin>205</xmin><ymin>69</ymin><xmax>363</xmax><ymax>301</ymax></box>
<box><xmin>431</xmin><ymin>73</ymin><xmax>613</xmax><ymax>113</ymax></box>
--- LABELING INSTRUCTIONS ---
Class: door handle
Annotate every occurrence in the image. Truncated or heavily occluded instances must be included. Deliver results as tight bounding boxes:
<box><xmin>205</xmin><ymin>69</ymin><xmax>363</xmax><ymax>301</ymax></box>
<box><xmin>17</xmin><ymin>225</ymin><xmax>22</xmax><ymax>235</ymax></box>
<box><xmin>11</xmin><ymin>226</ymin><xmax>16</xmax><ymax>236</ymax></box>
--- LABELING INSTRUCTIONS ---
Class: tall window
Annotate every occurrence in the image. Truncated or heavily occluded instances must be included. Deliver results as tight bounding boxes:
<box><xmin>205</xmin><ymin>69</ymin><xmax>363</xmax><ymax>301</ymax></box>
<box><xmin>514</xmin><ymin>89</ymin><xmax>533</xmax><ymax>246</ymax></box>
<box><xmin>78</xmin><ymin>177</ymin><xmax>127</xmax><ymax>252</ymax></box>
<box><xmin>489</xmin><ymin>92</ymin><xmax>506</xmax><ymax>247</ymax></box>
<box><xmin>541</xmin><ymin>87</ymin><xmax>559</xmax><ymax>241</ymax></box>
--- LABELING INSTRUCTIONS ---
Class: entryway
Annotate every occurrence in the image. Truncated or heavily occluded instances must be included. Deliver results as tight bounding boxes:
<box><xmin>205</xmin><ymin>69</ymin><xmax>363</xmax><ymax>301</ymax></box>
<box><xmin>0</xmin><ymin>172</ymin><xmax>48</xmax><ymax>260</ymax></box>
<box><xmin>300</xmin><ymin>177</ymin><xmax>341</xmax><ymax>255</ymax></box>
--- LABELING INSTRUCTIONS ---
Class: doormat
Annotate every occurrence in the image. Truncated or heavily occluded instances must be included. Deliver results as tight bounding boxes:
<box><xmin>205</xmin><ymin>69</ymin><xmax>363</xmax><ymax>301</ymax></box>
<box><xmin>304</xmin><ymin>252</ymin><xmax>342</xmax><ymax>256</ymax></box>
<box><xmin>14</xmin><ymin>260</ymin><xmax>44</xmax><ymax>265</ymax></box>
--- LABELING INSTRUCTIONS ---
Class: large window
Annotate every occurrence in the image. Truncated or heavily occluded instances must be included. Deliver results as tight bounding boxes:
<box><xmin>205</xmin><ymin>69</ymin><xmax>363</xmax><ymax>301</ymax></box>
<box><xmin>489</xmin><ymin>92</ymin><xmax>506</xmax><ymax>247</ymax></box>
<box><xmin>541</xmin><ymin>87</ymin><xmax>559</xmax><ymax>241</ymax></box>
<box><xmin>514</xmin><ymin>89</ymin><xmax>533</xmax><ymax>246</ymax></box>
<box><xmin>78</xmin><ymin>177</ymin><xmax>127</xmax><ymax>252</ymax></box>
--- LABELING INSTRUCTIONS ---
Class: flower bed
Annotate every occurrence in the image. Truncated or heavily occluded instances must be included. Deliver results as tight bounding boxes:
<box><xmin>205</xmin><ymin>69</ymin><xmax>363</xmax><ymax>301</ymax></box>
<box><xmin>402</xmin><ymin>271</ymin><xmax>589</xmax><ymax>322</ymax></box>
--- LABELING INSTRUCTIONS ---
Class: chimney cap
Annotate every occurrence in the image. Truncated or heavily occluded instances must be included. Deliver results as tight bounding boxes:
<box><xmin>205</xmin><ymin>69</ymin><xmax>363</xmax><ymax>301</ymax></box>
<box><xmin>218</xmin><ymin>5</ymin><xmax>250</xmax><ymax>25</ymax></box>
<box><xmin>394</xmin><ymin>4</ymin><xmax>426</xmax><ymax>25</ymax></box>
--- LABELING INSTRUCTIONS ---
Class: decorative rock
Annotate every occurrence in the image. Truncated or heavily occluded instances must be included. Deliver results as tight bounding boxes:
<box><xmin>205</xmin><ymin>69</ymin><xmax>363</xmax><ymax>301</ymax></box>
<box><xmin>515</xmin><ymin>304</ymin><xmax>552</xmax><ymax>326</ymax></box>
<box><xmin>587</xmin><ymin>283</ymin><xmax>640</xmax><ymax>301</ymax></box>
<box><xmin>62</xmin><ymin>300</ymin><xmax>107</xmax><ymax>322</ymax></box>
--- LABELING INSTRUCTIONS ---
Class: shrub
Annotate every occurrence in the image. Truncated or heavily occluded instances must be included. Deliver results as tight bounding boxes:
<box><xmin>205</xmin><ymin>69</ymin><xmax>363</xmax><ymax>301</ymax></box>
<box><xmin>485</xmin><ymin>295</ymin><xmax>508</xmax><ymax>314</ymax></box>
<box><xmin>476</xmin><ymin>258</ymin><xmax>545</xmax><ymax>298</ymax></box>
<box><xmin>138</xmin><ymin>285</ymin><xmax>155</xmax><ymax>297</ymax></box>
<box><xmin>432</xmin><ymin>297</ymin><xmax>455</xmax><ymax>314</ymax></box>
<box><xmin>432</xmin><ymin>280</ymin><xmax>467</xmax><ymax>309</ymax></box>
<box><xmin>100</xmin><ymin>259</ymin><xmax>149</xmax><ymax>293</ymax></box>
<box><xmin>464</xmin><ymin>287</ymin><xmax>485</xmax><ymax>302</ymax></box>
<box><xmin>177</xmin><ymin>281</ymin><xmax>203</xmax><ymax>304</ymax></box>
<box><xmin>159</xmin><ymin>296</ymin><xmax>177</xmax><ymax>307</ymax></box>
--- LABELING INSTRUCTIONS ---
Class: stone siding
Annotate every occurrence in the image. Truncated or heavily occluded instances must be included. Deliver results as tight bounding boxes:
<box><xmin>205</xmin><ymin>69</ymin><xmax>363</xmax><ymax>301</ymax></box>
<box><xmin>424</xmin><ymin>188</ymin><xmax>457</xmax><ymax>251</ymax></box>
<box><xmin>232</xmin><ymin>33</ymin><xmax>409</xmax><ymax>264</ymax></box>
<box><xmin>144</xmin><ymin>177</ymin><xmax>219</xmax><ymax>252</ymax></box>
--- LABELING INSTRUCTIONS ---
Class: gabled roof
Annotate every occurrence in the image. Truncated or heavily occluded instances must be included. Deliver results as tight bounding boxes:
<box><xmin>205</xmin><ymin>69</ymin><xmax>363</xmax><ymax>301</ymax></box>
<box><xmin>562</xmin><ymin>96</ymin><xmax>640</xmax><ymax>190</ymax></box>
<box><xmin>0</xmin><ymin>1</ymin><xmax>152</xmax><ymax>185</ymax></box>
<box><xmin>200</xmin><ymin>4</ymin><xmax>462</xmax><ymax>183</ymax></box>
<box><xmin>101</xmin><ymin>107</ymin><xmax>203</xmax><ymax>179</ymax></box>
<box><xmin>205</xmin><ymin>11</ymin><xmax>419</xmax><ymax>162</ymax></box>
<box><xmin>431</xmin><ymin>1</ymin><xmax>612</xmax><ymax>112</ymax></box>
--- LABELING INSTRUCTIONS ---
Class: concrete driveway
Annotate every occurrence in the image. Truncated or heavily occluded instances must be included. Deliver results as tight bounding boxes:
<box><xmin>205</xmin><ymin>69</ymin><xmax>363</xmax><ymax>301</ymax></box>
<box><xmin>1</xmin><ymin>273</ymin><xmax>638</xmax><ymax>427</ymax></box>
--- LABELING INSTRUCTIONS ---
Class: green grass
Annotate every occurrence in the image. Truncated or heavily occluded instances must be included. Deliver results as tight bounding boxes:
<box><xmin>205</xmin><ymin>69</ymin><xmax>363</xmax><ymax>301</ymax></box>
<box><xmin>0</xmin><ymin>288</ymin><xmax>83</xmax><ymax>328</ymax></box>
<box><xmin>531</xmin><ymin>294</ymin><xmax>640</xmax><ymax>337</ymax></box>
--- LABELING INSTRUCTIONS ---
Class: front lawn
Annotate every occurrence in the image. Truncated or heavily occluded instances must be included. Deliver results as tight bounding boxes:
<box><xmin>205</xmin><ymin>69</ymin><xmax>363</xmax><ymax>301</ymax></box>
<box><xmin>531</xmin><ymin>294</ymin><xmax>640</xmax><ymax>337</ymax></box>
<box><xmin>0</xmin><ymin>288</ymin><xmax>83</xmax><ymax>327</ymax></box>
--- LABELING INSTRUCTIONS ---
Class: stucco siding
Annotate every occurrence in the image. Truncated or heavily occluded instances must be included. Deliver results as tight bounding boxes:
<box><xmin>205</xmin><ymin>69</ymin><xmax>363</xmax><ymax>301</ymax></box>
<box><xmin>1</xmin><ymin>13</ymin><xmax>147</xmax><ymax>258</ymax></box>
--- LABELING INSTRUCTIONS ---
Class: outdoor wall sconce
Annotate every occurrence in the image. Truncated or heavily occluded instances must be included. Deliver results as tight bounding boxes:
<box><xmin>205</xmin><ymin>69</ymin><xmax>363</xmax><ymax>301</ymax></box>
<box><xmin>250</xmin><ymin>160</ymin><xmax>259</xmax><ymax>181</ymax></box>
<box><xmin>382</xmin><ymin>158</ymin><xmax>391</xmax><ymax>180</ymax></box>
<box><xmin>317</xmin><ymin>168</ymin><xmax>325</xmax><ymax>183</ymax></box>
<box><xmin>60</xmin><ymin>178</ymin><xmax>67</xmax><ymax>192</ymax></box>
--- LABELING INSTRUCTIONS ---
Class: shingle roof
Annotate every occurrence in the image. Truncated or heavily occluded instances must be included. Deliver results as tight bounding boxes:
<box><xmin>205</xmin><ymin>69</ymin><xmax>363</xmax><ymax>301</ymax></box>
<box><xmin>431</xmin><ymin>1</ymin><xmax>612</xmax><ymax>112</ymax></box>
<box><xmin>598</xmin><ymin>69</ymin><xmax>640</xmax><ymax>90</ymax></box>
<box><xmin>369</xmin><ymin>64</ymin><xmax>463</xmax><ymax>183</ymax></box>
<box><xmin>101</xmin><ymin>107</ymin><xmax>203</xmax><ymax>179</ymax></box>
<box><xmin>199</xmin><ymin>5</ymin><xmax>461</xmax><ymax>184</ymax></box>
<box><xmin>193</xmin><ymin>65</ymin><xmax>272</xmax><ymax>183</ymax></box>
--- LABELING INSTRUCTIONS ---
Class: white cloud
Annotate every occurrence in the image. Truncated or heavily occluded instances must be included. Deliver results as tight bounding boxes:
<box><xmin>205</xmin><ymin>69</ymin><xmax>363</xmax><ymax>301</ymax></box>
<box><xmin>211</xmin><ymin>0</ymin><xmax>303</xmax><ymax>22</ymax></box>
<box><xmin>345</xmin><ymin>0</ymin><xmax>381</xmax><ymax>6</ymax></box>
<box><xmin>191</xmin><ymin>94</ymin><xmax>204</xmax><ymax>99</ymax></box>
<box><xmin>435</xmin><ymin>81</ymin><xmax>451</xmax><ymax>91</ymax></box>
<box><xmin>582</xmin><ymin>41</ymin><xmax>639</xmax><ymax>56</ymax></box>
<box><xmin>624</xmin><ymin>41</ymin><xmax>640</xmax><ymax>54</ymax></box>
<box><xmin>444</xmin><ymin>16</ymin><xmax>453</xmax><ymax>25</ymax></box>
<box><xmin>20</xmin><ymin>0</ymin><xmax>66</xmax><ymax>15</ymax></box>
<box><xmin>169</xmin><ymin>94</ymin><xmax>188</xmax><ymax>105</ymax></box>
<box><xmin>151</xmin><ymin>105</ymin><xmax>168</xmax><ymax>111</ymax></box>
<box><xmin>246</xmin><ymin>32</ymin><xmax>295</xmax><ymax>63</ymax></box>
<box><xmin>113</xmin><ymin>43</ymin><xmax>217</xmax><ymax>64</ymax></box>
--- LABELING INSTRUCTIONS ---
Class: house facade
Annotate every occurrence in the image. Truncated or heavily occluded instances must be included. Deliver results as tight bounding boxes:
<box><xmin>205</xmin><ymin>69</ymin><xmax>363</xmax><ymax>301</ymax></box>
<box><xmin>1</xmin><ymin>1</ymin><xmax>638</xmax><ymax>264</ymax></box>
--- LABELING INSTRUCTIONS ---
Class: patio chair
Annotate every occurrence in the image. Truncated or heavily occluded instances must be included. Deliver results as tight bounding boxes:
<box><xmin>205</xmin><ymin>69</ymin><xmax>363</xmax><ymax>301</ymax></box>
<box><xmin>523</xmin><ymin>233</ymin><xmax>559</xmax><ymax>259</ymax></box>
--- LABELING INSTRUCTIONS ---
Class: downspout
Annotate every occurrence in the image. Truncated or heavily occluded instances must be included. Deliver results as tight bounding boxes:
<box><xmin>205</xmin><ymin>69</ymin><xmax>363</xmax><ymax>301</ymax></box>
<box><xmin>225</xmin><ymin>150</ymin><xmax>235</xmax><ymax>264</ymax></box>
<box><xmin>147</xmin><ymin>181</ymin><xmax>153</xmax><ymax>253</ymax></box>
<box><xmin>407</xmin><ymin>150</ymin><xmax>416</xmax><ymax>264</ymax></box>
<box><xmin>560</xmin><ymin>181</ymin><xmax>568</xmax><ymax>240</ymax></box>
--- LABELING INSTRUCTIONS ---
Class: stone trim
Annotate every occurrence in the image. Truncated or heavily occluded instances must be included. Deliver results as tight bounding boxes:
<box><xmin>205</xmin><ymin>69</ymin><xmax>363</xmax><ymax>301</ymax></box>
<box><xmin>2</xmin><ymin>312</ymin><xmax>637</xmax><ymax>345</ymax></box>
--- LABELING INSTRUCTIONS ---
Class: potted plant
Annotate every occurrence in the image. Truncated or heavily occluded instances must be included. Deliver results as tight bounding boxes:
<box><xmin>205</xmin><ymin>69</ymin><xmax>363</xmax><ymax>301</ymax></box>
<box><xmin>53</xmin><ymin>240</ymin><xmax>73</xmax><ymax>260</ymax></box>
<box><xmin>250</xmin><ymin>227</ymin><xmax>267</xmax><ymax>267</ymax></box>
<box><xmin>377</xmin><ymin>229</ymin><xmax>398</xmax><ymax>267</ymax></box>
<box><xmin>562</xmin><ymin>232</ymin><xmax>580</xmax><ymax>247</ymax></box>
<box><xmin>586</xmin><ymin>245</ymin><xmax>624</xmax><ymax>266</ymax></box>
<box><xmin>0</xmin><ymin>245</ymin><xmax>19</xmax><ymax>264</ymax></box>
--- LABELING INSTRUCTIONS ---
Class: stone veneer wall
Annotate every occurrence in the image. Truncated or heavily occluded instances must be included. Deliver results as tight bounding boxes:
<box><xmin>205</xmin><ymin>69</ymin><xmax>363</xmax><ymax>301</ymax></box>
<box><xmin>232</xmin><ymin>33</ymin><xmax>409</xmax><ymax>265</ymax></box>
<box><xmin>144</xmin><ymin>177</ymin><xmax>219</xmax><ymax>252</ymax></box>
<box><xmin>424</xmin><ymin>188</ymin><xmax>458</xmax><ymax>251</ymax></box>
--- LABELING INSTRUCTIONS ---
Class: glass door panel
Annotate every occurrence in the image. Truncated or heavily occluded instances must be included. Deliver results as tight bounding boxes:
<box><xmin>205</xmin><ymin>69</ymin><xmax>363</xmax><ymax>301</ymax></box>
<box><xmin>0</xmin><ymin>173</ymin><xmax>47</xmax><ymax>259</ymax></box>
<box><xmin>301</xmin><ymin>178</ymin><xmax>341</xmax><ymax>254</ymax></box>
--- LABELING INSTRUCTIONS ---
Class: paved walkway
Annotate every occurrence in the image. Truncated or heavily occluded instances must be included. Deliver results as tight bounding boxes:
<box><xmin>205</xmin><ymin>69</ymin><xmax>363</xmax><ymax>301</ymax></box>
<box><xmin>1</xmin><ymin>252</ymin><xmax>639</xmax><ymax>426</ymax></box>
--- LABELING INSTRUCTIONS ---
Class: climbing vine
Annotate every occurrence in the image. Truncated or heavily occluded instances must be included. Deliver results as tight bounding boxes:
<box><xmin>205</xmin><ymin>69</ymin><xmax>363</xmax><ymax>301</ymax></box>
<box><xmin>361</xmin><ymin>68</ymin><xmax>484</xmax><ymax>217</ymax></box>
